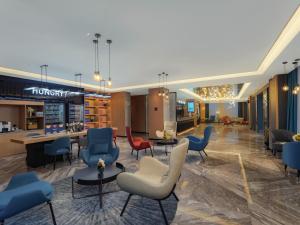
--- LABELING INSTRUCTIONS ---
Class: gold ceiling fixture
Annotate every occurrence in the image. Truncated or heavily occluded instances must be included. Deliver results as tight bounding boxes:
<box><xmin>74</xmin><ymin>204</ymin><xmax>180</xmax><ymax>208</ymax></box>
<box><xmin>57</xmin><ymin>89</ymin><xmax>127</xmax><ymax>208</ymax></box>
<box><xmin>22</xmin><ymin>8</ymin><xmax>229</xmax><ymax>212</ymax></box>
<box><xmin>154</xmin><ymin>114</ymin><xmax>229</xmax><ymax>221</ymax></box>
<box><xmin>194</xmin><ymin>84</ymin><xmax>237</xmax><ymax>100</ymax></box>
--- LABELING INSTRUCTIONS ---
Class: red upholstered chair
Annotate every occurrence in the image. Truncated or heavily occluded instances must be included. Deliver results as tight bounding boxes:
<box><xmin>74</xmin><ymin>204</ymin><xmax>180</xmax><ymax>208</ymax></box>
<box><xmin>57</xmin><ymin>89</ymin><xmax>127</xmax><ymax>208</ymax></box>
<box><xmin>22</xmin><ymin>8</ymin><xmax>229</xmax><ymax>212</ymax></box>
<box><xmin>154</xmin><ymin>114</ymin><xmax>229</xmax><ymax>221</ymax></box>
<box><xmin>126</xmin><ymin>127</ymin><xmax>153</xmax><ymax>160</ymax></box>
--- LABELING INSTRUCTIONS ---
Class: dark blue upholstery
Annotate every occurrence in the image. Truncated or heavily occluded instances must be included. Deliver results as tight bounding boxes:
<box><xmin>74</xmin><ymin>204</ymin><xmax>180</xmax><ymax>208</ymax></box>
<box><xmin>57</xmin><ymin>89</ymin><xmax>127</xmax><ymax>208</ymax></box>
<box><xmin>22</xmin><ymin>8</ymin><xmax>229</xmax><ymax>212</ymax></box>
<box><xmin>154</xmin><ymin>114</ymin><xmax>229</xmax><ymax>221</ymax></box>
<box><xmin>187</xmin><ymin>126</ymin><xmax>212</xmax><ymax>160</ymax></box>
<box><xmin>80</xmin><ymin>128</ymin><xmax>119</xmax><ymax>167</ymax></box>
<box><xmin>0</xmin><ymin>172</ymin><xmax>56</xmax><ymax>224</ymax></box>
<box><xmin>44</xmin><ymin>136</ymin><xmax>71</xmax><ymax>170</ymax></box>
<box><xmin>282</xmin><ymin>142</ymin><xmax>300</xmax><ymax>179</ymax></box>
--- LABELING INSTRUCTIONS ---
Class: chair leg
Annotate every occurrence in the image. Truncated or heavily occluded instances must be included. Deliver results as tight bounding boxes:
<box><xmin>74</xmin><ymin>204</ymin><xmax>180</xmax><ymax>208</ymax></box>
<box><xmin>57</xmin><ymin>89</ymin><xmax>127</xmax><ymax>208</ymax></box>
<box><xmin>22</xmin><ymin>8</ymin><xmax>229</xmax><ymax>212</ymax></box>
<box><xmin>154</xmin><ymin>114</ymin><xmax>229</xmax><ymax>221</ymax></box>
<box><xmin>199</xmin><ymin>151</ymin><xmax>205</xmax><ymax>161</ymax></box>
<box><xmin>48</xmin><ymin>201</ymin><xmax>57</xmax><ymax>225</ymax></box>
<box><xmin>67</xmin><ymin>153</ymin><xmax>72</xmax><ymax>165</ymax></box>
<box><xmin>298</xmin><ymin>170</ymin><xmax>300</xmax><ymax>183</ymax></box>
<box><xmin>136</xmin><ymin>151</ymin><xmax>139</xmax><ymax>160</ymax></box>
<box><xmin>284</xmin><ymin>165</ymin><xmax>287</xmax><ymax>175</ymax></box>
<box><xmin>150</xmin><ymin>147</ymin><xmax>154</xmax><ymax>157</ymax></box>
<box><xmin>203</xmin><ymin>150</ymin><xmax>208</xmax><ymax>156</ymax></box>
<box><xmin>158</xmin><ymin>200</ymin><xmax>169</xmax><ymax>225</ymax></box>
<box><xmin>172</xmin><ymin>191</ymin><xmax>179</xmax><ymax>201</ymax></box>
<box><xmin>78</xmin><ymin>144</ymin><xmax>81</xmax><ymax>158</ymax></box>
<box><xmin>131</xmin><ymin>148</ymin><xmax>133</xmax><ymax>155</ymax></box>
<box><xmin>120</xmin><ymin>194</ymin><xmax>132</xmax><ymax>216</ymax></box>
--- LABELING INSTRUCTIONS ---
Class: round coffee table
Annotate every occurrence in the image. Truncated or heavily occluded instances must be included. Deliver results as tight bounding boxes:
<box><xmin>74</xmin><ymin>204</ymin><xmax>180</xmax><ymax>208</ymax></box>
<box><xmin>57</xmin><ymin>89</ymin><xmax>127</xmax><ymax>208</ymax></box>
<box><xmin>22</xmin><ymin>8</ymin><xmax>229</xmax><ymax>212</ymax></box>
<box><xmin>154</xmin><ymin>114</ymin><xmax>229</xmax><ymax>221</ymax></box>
<box><xmin>72</xmin><ymin>162</ymin><xmax>125</xmax><ymax>208</ymax></box>
<box><xmin>155</xmin><ymin>139</ymin><xmax>178</xmax><ymax>155</ymax></box>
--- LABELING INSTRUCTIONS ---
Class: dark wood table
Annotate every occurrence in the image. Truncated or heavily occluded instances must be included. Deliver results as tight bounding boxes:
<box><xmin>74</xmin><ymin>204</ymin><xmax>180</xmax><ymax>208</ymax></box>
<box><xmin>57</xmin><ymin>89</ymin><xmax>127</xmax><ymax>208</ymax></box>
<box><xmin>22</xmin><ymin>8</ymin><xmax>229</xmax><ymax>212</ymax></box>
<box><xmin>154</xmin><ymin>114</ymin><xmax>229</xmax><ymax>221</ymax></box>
<box><xmin>72</xmin><ymin>162</ymin><xmax>125</xmax><ymax>208</ymax></box>
<box><xmin>155</xmin><ymin>139</ymin><xmax>178</xmax><ymax>155</ymax></box>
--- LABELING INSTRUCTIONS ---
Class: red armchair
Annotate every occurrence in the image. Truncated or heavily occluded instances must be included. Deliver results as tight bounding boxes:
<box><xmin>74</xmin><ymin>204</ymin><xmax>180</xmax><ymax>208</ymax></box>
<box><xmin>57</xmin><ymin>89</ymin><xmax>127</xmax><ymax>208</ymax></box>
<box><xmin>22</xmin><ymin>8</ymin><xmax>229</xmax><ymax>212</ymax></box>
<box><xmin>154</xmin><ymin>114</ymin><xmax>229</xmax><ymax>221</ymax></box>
<box><xmin>126</xmin><ymin>127</ymin><xmax>153</xmax><ymax>160</ymax></box>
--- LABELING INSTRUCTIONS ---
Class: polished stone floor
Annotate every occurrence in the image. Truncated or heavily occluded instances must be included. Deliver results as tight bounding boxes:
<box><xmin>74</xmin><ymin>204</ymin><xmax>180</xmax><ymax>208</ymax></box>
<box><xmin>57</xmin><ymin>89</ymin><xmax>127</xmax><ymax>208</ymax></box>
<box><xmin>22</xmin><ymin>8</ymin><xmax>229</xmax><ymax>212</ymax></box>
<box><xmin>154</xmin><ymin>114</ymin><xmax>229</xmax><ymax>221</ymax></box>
<box><xmin>1</xmin><ymin>124</ymin><xmax>300</xmax><ymax>224</ymax></box>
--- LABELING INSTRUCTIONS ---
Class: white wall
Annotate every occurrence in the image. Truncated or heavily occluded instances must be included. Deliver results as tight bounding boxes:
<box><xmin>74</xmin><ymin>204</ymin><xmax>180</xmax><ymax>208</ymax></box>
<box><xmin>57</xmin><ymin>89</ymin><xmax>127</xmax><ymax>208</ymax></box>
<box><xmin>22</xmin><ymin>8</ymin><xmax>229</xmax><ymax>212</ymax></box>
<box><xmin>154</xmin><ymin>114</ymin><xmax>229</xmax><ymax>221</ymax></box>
<box><xmin>209</xmin><ymin>103</ymin><xmax>238</xmax><ymax>118</ymax></box>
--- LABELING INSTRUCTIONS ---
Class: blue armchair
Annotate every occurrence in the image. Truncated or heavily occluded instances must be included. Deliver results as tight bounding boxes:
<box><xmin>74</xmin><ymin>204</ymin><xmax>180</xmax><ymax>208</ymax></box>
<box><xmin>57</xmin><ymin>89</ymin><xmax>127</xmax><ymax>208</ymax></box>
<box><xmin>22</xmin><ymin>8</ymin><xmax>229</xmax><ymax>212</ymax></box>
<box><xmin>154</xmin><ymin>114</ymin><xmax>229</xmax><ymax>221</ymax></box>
<box><xmin>0</xmin><ymin>172</ymin><xmax>56</xmax><ymax>225</ymax></box>
<box><xmin>187</xmin><ymin>126</ymin><xmax>212</xmax><ymax>160</ymax></box>
<box><xmin>282</xmin><ymin>142</ymin><xmax>300</xmax><ymax>181</ymax></box>
<box><xmin>44</xmin><ymin>136</ymin><xmax>71</xmax><ymax>170</ymax></box>
<box><xmin>80</xmin><ymin>128</ymin><xmax>119</xmax><ymax>167</ymax></box>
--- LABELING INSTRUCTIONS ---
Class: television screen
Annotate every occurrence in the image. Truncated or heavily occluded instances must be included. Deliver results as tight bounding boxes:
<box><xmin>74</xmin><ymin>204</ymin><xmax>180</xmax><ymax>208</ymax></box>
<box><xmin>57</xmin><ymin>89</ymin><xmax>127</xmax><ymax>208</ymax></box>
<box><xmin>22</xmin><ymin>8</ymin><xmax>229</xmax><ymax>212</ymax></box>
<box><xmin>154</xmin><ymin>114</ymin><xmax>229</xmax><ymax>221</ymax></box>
<box><xmin>187</xmin><ymin>102</ymin><xmax>194</xmax><ymax>113</ymax></box>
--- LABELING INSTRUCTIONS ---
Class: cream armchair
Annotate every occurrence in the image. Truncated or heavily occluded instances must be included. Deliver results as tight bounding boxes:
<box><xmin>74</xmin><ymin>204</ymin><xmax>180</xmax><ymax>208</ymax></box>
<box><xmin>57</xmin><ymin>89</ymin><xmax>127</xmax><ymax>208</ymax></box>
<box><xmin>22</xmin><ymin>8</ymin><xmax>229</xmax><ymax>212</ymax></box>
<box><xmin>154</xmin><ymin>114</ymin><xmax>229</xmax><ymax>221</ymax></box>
<box><xmin>156</xmin><ymin>121</ymin><xmax>177</xmax><ymax>139</ymax></box>
<box><xmin>117</xmin><ymin>138</ymin><xmax>189</xmax><ymax>225</ymax></box>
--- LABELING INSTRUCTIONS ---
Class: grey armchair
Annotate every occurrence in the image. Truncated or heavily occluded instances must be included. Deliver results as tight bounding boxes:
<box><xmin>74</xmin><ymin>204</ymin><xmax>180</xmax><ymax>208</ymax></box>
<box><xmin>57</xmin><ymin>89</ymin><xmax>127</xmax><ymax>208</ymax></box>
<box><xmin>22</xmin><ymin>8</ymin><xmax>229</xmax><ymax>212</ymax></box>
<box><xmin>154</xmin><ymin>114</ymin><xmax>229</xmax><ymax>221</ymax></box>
<box><xmin>270</xmin><ymin>129</ymin><xmax>294</xmax><ymax>156</ymax></box>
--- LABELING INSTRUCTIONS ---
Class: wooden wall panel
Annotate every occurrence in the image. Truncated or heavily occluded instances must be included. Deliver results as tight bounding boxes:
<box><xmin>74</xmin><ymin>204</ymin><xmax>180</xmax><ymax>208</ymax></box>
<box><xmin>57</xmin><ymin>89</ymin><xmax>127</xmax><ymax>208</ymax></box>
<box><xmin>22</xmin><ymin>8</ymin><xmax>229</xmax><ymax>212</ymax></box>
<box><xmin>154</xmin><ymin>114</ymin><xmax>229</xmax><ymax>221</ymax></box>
<box><xmin>148</xmin><ymin>88</ymin><xmax>164</xmax><ymax>139</ymax></box>
<box><xmin>131</xmin><ymin>95</ymin><xmax>147</xmax><ymax>133</ymax></box>
<box><xmin>111</xmin><ymin>92</ymin><xmax>131</xmax><ymax>136</ymax></box>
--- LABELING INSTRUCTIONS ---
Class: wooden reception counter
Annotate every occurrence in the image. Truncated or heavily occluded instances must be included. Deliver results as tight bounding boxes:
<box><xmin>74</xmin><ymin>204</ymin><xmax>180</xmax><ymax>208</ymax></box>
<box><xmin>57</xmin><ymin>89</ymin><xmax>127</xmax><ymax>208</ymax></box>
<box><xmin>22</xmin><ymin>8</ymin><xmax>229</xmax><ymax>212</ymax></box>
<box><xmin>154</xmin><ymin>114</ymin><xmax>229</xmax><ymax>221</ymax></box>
<box><xmin>11</xmin><ymin>131</ymin><xmax>87</xmax><ymax>168</ymax></box>
<box><xmin>11</xmin><ymin>130</ymin><xmax>87</xmax><ymax>145</ymax></box>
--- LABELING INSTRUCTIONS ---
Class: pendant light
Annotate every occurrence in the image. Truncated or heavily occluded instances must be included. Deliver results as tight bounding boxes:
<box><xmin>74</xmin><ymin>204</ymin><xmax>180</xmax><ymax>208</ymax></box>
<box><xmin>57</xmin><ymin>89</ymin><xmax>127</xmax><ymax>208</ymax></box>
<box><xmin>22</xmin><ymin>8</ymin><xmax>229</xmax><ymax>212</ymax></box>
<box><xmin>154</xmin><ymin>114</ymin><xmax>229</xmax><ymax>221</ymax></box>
<box><xmin>158</xmin><ymin>73</ymin><xmax>162</xmax><ymax>96</ymax></box>
<box><xmin>165</xmin><ymin>73</ymin><xmax>169</xmax><ymax>99</ymax></box>
<box><xmin>74</xmin><ymin>73</ymin><xmax>82</xmax><ymax>88</ymax></box>
<box><xmin>106</xmin><ymin>39</ymin><xmax>112</xmax><ymax>87</ymax></box>
<box><xmin>93</xmin><ymin>33</ymin><xmax>102</xmax><ymax>81</ymax></box>
<box><xmin>282</xmin><ymin>61</ymin><xmax>289</xmax><ymax>91</ymax></box>
<box><xmin>292</xmin><ymin>61</ymin><xmax>299</xmax><ymax>95</ymax></box>
<box><xmin>40</xmin><ymin>64</ymin><xmax>48</xmax><ymax>87</ymax></box>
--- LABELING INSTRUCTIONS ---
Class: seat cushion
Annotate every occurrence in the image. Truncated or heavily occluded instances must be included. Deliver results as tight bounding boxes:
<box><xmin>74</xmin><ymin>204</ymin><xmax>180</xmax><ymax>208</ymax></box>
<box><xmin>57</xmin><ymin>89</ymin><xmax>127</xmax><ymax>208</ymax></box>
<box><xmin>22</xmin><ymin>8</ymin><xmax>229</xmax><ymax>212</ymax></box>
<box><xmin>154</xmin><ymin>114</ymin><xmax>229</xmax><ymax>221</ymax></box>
<box><xmin>90</xmin><ymin>143</ymin><xmax>109</xmax><ymax>154</ymax></box>
<box><xmin>46</xmin><ymin>147</ymin><xmax>69</xmax><ymax>156</ymax></box>
<box><xmin>0</xmin><ymin>181</ymin><xmax>53</xmax><ymax>212</ymax></box>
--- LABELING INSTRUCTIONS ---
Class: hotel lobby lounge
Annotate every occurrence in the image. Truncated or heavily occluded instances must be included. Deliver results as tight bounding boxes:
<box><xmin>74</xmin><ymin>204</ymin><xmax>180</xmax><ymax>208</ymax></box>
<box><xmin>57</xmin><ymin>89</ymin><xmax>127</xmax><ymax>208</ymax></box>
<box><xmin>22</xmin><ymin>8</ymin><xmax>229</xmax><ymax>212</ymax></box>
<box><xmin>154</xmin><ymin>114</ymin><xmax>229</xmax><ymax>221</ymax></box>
<box><xmin>1</xmin><ymin>1</ymin><xmax>300</xmax><ymax>224</ymax></box>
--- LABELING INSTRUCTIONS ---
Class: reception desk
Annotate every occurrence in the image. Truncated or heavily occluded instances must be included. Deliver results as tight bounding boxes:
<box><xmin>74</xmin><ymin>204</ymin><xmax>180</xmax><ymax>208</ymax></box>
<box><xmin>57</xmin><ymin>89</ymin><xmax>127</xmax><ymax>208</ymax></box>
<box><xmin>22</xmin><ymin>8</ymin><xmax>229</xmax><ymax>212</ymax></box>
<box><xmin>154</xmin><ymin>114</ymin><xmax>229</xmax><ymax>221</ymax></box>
<box><xmin>11</xmin><ymin>131</ymin><xmax>87</xmax><ymax>167</ymax></box>
<box><xmin>177</xmin><ymin>117</ymin><xmax>195</xmax><ymax>133</ymax></box>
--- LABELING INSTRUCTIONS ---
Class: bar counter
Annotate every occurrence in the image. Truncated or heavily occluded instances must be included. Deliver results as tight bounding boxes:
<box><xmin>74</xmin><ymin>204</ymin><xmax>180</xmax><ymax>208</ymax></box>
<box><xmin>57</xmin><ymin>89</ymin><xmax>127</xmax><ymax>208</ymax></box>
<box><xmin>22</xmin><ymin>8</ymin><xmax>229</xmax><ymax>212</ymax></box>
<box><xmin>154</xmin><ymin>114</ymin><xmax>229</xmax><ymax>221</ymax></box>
<box><xmin>177</xmin><ymin>117</ymin><xmax>195</xmax><ymax>133</ymax></box>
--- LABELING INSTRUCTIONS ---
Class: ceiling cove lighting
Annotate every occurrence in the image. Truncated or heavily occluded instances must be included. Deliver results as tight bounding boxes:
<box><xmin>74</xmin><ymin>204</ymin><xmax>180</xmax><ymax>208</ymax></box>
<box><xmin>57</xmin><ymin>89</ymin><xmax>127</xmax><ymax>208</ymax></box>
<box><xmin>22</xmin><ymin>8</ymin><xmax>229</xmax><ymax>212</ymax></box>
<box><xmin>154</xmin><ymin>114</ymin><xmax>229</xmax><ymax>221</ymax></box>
<box><xmin>1</xmin><ymin>6</ymin><xmax>300</xmax><ymax>91</ymax></box>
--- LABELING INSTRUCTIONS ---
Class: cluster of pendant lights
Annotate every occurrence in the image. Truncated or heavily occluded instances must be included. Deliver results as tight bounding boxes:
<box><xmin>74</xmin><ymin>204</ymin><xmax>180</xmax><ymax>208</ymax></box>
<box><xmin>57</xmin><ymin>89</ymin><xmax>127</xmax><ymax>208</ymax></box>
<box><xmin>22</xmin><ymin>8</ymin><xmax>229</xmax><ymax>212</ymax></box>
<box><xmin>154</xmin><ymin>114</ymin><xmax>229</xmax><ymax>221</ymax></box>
<box><xmin>157</xmin><ymin>72</ymin><xmax>169</xmax><ymax>99</ymax></box>
<box><xmin>92</xmin><ymin>33</ymin><xmax>112</xmax><ymax>88</ymax></box>
<box><xmin>282</xmin><ymin>59</ymin><xmax>300</xmax><ymax>94</ymax></box>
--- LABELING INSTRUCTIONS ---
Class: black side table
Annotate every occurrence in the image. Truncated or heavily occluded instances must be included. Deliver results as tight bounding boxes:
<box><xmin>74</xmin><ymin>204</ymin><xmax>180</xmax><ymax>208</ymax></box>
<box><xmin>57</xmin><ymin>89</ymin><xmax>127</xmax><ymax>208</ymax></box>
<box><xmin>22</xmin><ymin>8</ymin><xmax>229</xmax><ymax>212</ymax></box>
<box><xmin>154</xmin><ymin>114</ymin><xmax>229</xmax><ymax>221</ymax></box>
<box><xmin>72</xmin><ymin>162</ymin><xmax>125</xmax><ymax>208</ymax></box>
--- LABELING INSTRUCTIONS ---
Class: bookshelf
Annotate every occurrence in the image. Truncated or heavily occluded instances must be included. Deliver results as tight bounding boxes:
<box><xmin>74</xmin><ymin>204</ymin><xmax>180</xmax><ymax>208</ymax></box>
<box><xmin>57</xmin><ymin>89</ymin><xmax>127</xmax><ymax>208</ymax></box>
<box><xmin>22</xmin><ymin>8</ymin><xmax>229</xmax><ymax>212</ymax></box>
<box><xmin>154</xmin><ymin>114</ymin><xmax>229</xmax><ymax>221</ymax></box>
<box><xmin>84</xmin><ymin>97</ymin><xmax>111</xmax><ymax>129</ymax></box>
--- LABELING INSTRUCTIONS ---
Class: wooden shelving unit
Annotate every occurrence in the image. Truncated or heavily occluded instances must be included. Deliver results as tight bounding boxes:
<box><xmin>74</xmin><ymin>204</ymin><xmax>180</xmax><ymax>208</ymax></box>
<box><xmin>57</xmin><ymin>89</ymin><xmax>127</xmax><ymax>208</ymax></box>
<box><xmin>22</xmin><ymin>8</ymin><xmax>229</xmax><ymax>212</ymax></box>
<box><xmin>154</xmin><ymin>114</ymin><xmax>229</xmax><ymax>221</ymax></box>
<box><xmin>84</xmin><ymin>96</ymin><xmax>112</xmax><ymax>129</ymax></box>
<box><xmin>25</xmin><ymin>104</ymin><xmax>44</xmax><ymax>130</ymax></box>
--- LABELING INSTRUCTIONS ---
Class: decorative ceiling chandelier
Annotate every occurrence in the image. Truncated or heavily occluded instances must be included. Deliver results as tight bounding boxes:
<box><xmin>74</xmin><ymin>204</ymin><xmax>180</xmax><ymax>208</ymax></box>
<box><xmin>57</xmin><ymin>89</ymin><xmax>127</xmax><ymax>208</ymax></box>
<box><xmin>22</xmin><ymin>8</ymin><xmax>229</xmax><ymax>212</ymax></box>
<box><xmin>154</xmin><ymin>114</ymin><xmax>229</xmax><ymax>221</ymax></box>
<box><xmin>157</xmin><ymin>72</ymin><xmax>169</xmax><ymax>99</ymax></box>
<box><xmin>194</xmin><ymin>84</ymin><xmax>236</xmax><ymax>100</ymax></box>
<box><xmin>92</xmin><ymin>33</ymin><xmax>113</xmax><ymax>92</ymax></box>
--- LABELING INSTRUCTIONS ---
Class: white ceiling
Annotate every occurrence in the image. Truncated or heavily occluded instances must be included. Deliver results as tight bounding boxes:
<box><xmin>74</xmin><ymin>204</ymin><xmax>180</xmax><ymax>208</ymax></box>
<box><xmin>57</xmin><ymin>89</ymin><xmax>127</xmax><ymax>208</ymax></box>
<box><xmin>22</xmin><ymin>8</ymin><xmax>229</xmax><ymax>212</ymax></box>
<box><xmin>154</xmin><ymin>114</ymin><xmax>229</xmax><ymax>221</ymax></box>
<box><xmin>0</xmin><ymin>0</ymin><xmax>300</xmax><ymax>99</ymax></box>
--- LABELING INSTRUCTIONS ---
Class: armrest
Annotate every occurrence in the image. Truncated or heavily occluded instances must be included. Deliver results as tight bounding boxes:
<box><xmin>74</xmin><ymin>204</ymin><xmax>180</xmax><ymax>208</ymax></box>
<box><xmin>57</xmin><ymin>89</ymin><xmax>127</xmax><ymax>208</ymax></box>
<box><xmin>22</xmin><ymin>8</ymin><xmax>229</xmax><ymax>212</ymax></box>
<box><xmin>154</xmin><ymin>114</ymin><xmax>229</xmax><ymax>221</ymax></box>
<box><xmin>5</xmin><ymin>190</ymin><xmax>49</xmax><ymax>217</ymax></box>
<box><xmin>5</xmin><ymin>172</ymin><xmax>39</xmax><ymax>191</ymax></box>
<box><xmin>187</xmin><ymin>135</ymin><xmax>201</xmax><ymax>143</ymax></box>
<box><xmin>111</xmin><ymin>146</ymin><xmax>120</xmax><ymax>159</ymax></box>
<box><xmin>138</xmin><ymin>156</ymin><xmax>168</xmax><ymax>175</ymax></box>
<box><xmin>133</xmin><ymin>137</ymin><xmax>144</xmax><ymax>142</ymax></box>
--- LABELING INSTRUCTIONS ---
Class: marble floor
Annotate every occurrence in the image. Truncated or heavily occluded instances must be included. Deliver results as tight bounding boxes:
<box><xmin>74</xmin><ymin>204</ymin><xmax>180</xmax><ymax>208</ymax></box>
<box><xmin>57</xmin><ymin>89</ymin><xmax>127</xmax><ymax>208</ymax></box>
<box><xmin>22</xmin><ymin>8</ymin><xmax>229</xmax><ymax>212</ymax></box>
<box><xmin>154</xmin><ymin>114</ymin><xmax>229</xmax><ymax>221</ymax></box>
<box><xmin>1</xmin><ymin>124</ymin><xmax>300</xmax><ymax>224</ymax></box>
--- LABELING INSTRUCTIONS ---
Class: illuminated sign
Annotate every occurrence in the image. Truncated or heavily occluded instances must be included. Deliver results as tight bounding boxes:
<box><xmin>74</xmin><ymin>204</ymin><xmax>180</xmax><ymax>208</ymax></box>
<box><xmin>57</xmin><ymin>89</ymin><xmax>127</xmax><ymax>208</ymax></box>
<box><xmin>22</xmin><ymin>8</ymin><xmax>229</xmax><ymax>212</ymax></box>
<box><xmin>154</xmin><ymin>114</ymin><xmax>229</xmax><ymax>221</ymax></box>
<box><xmin>24</xmin><ymin>87</ymin><xmax>82</xmax><ymax>97</ymax></box>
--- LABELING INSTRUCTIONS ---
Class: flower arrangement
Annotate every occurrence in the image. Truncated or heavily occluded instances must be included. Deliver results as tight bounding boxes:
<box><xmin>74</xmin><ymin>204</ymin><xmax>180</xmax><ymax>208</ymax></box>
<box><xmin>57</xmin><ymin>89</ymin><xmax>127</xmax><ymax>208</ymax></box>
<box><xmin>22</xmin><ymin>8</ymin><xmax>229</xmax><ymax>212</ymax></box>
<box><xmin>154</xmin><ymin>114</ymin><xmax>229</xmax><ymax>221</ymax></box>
<box><xmin>163</xmin><ymin>130</ymin><xmax>173</xmax><ymax>140</ymax></box>
<box><xmin>97</xmin><ymin>158</ymin><xmax>105</xmax><ymax>174</ymax></box>
<box><xmin>293</xmin><ymin>134</ymin><xmax>300</xmax><ymax>142</ymax></box>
